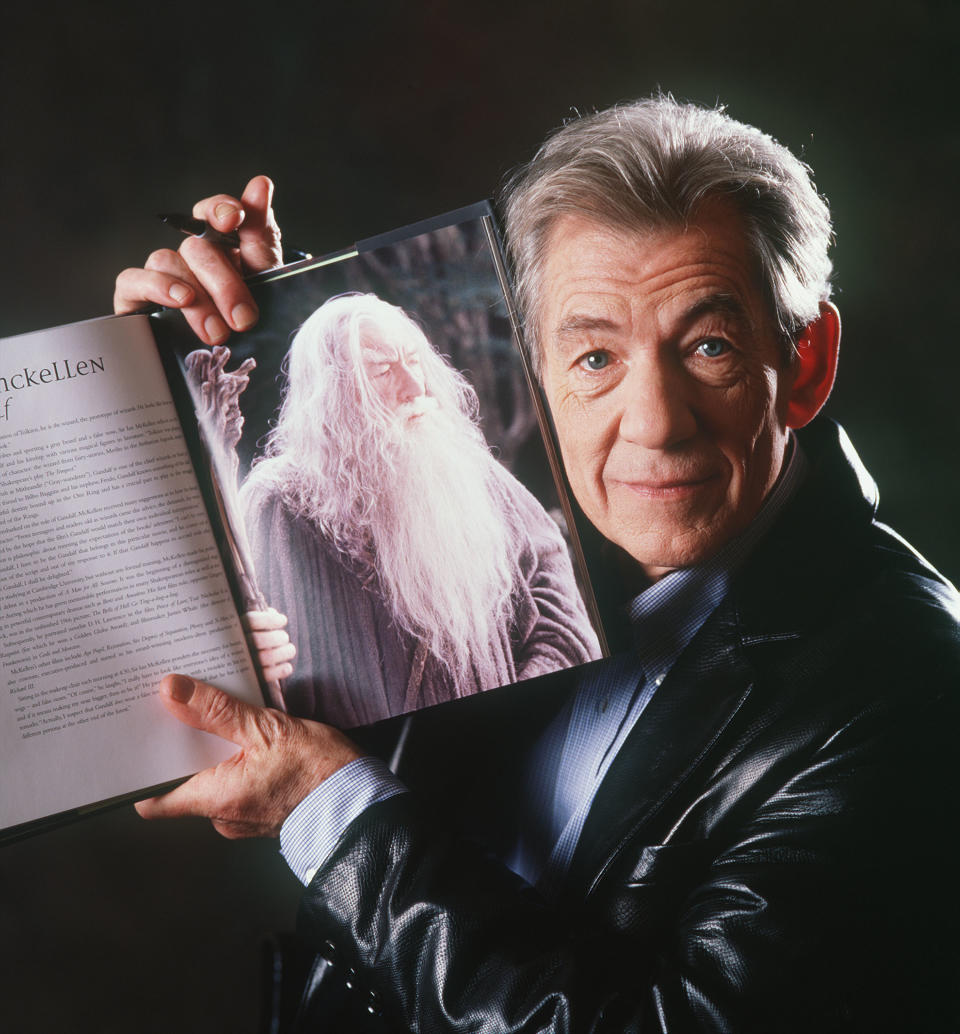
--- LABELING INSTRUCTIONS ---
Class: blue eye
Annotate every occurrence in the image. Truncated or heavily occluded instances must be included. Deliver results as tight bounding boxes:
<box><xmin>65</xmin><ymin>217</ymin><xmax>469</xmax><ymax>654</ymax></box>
<box><xmin>581</xmin><ymin>351</ymin><xmax>610</xmax><ymax>371</ymax></box>
<box><xmin>697</xmin><ymin>338</ymin><xmax>729</xmax><ymax>358</ymax></box>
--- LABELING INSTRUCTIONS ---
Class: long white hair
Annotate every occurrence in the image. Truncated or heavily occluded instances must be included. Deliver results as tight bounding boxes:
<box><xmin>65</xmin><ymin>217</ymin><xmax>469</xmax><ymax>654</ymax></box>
<box><xmin>248</xmin><ymin>293</ymin><xmax>519</xmax><ymax>682</ymax></box>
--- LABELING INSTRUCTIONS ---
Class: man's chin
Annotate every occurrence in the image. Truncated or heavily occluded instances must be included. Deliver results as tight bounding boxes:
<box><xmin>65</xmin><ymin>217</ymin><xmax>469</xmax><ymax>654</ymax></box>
<box><xmin>604</xmin><ymin>511</ymin><xmax>733</xmax><ymax>578</ymax></box>
<box><xmin>623</xmin><ymin>543</ymin><xmax>715</xmax><ymax>581</ymax></box>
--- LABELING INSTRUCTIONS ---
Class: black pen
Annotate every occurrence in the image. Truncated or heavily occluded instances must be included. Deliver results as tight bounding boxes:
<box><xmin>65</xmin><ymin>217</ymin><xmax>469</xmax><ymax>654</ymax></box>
<box><xmin>158</xmin><ymin>212</ymin><xmax>241</xmax><ymax>248</ymax></box>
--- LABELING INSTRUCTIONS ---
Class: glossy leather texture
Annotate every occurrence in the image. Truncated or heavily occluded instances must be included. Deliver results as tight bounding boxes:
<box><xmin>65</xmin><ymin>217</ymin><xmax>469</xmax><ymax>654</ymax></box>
<box><xmin>296</xmin><ymin>419</ymin><xmax>960</xmax><ymax>1033</ymax></box>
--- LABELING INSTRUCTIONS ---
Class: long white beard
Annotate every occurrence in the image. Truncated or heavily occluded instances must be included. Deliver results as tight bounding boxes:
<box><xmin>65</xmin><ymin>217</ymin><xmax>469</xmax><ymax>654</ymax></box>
<box><xmin>356</xmin><ymin>402</ymin><xmax>519</xmax><ymax>683</ymax></box>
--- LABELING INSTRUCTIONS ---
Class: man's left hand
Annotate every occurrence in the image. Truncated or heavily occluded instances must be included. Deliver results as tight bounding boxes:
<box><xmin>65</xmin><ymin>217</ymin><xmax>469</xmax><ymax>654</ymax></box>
<box><xmin>135</xmin><ymin>674</ymin><xmax>362</xmax><ymax>838</ymax></box>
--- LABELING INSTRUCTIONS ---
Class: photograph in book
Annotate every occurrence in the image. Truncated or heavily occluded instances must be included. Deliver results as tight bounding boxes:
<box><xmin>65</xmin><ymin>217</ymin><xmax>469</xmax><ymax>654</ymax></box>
<box><xmin>156</xmin><ymin>210</ymin><xmax>605</xmax><ymax>730</ymax></box>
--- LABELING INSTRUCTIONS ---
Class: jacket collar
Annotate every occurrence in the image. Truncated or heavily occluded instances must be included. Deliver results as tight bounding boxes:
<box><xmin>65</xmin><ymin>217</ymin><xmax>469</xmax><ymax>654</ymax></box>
<box><xmin>732</xmin><ymin>418</ymin><xmax>878</xmax><ymax>639</ymax></box>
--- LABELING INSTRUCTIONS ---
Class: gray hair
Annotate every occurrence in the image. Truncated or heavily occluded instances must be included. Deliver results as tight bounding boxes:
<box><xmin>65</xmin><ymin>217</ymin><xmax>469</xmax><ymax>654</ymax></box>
<box><xmin>501</xmin><ymin>96</ymin><xmax>834</xmax><ymax>372</ymax></box>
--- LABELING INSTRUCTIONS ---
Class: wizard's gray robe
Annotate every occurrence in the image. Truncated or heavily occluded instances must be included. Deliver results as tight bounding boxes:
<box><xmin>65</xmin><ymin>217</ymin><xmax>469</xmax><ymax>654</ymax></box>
<box><xmin>239</xmin><ymin>463</ymin><xmax>600</xmax><ymax>728</ymax></box>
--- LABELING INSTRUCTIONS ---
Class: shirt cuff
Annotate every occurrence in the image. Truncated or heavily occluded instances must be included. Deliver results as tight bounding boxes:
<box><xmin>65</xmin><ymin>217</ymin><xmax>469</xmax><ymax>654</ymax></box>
<box><xmin>279</xmin><ymin>756</ymin><xmax>408</xmax><ymax>886</ymax></box>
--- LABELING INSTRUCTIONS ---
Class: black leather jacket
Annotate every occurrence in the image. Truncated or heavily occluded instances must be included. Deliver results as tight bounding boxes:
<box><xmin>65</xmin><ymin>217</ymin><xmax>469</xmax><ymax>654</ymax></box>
<box><xmin>296</xmin><ymin>420</ymin><xmax>960</xmax><ymax>1032</ymax></box>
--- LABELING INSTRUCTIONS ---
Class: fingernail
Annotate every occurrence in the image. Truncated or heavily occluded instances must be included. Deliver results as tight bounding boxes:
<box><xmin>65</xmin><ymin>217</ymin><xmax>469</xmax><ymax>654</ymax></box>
<box><xmin>214</xmin><ymin>202</ymin><xmax>239</xmax><ymax>224</ymax></box>
<box><xmin>204</xmin><ymin>314</ymin><xmax>228</xmax><ymax>342</ymax></box>
<box><xmin>169</xmin><ymin>283</ymin><xmax>191</xmax><ymax>304</ymax></box>
<box><xmin>169</xmin><ymin>674</ymin><xmax>195</xmax><ymax>703</ymax></box>
<box><xmin>231</xmin><ymin>302</ymin><xmax>257</xmax><ymax>330</ymax></box>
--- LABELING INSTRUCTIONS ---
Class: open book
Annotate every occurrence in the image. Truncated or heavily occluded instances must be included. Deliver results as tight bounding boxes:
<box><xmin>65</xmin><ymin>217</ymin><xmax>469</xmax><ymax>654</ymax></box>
<box><xmin>0</xmin><ymin>203</ymin><xmax>609</xmax><ymax>841</ymax></box>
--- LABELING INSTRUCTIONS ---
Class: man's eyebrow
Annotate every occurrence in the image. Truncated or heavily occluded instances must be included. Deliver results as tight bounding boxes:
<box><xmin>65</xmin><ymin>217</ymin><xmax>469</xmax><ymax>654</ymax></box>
<box><xmin>555</xmin><ymin>314</ymin><xmax>622</xmax><ymax>336</ymax></box>
<box><xmin>361</xmin><ymin>347</ymin><xmax>394</xmax><ymax>362</ymax></box>
<box><xmin>682</xmin><ymin>293</ymin><xmax>752</xmax><ymax>327</ymax></box>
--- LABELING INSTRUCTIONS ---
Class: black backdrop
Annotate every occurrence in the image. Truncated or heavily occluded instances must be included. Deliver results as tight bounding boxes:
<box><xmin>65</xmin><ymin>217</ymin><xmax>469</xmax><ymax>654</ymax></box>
<box><xmin>2</xmin><ymin>2</ymin><xmax>957</xmax><ymax>1030</ymax></box>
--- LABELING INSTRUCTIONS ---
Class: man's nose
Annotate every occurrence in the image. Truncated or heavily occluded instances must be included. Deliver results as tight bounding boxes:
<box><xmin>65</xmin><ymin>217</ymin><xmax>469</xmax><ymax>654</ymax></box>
<box><xmin>395</xmin><ymin>362</ymin><xmax>425</xmax><ymax>401</ymax></box>
<box><xmin>617</xmin><ymin>359</ymin><xmax>697</xmax><ymax>449</ymax></box>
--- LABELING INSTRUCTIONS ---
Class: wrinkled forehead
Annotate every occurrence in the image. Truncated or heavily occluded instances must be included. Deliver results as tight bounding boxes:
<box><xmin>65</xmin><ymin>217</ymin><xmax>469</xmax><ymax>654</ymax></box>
<box><xmin>360</xmin><ymin>335</ymin><xmax>401</xmax><ymax>365</ymax></box>
<box><xmin>539</xmin><ymin>202</ymin><xmax>770</xmax><ymax>331</ymax></box>
<box><xmin>357</xmin><ymin>318</ymin><xmax>424</xmax><ymax>365</ymax></box>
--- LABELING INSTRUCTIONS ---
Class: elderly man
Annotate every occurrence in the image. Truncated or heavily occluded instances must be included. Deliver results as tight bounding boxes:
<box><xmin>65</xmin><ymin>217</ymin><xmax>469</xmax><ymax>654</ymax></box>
<box><xmin>118</xmin><ymin>97</ymin><xmax>959</xmax><ymax>1031</ymax></box>
<box><xmin>235</xmin><ymin>292</ymin><xmax>601</xmax><ymax>727</ymax></box>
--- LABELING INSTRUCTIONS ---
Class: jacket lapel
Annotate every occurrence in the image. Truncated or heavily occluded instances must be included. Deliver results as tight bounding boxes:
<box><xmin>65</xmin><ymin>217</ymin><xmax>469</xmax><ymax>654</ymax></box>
<box><xmin>563</xmin><ymin>603</ymin><xmax>756</xmax><ymax>899</ymax></box>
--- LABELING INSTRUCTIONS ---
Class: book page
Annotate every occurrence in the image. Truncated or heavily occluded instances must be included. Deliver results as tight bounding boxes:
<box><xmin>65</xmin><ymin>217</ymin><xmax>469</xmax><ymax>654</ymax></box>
<box><xmin>0</xmin><ymin>315</ymin><xmax>262</xmax><ymax>832</ymax></box>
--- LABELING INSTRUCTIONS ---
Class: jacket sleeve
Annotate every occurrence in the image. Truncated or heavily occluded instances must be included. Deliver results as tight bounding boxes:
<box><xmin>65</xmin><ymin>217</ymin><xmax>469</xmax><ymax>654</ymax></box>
<box><xmin>294</xmin><ymin>669</ymin><xmax>957</xmax><ymax>1034</ymax></box>
<box><xmin>298</xmin><ymin>793</ymin><xmax>645</xmax><ymax>1033</ymax></box>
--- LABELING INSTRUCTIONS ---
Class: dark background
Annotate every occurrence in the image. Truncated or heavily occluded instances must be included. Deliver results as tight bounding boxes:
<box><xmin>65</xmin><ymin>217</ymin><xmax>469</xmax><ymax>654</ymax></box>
<box><xmin>2</xmin><ymin>1</ymin><xmax>956</xmax><ymax>1030</ymax></box>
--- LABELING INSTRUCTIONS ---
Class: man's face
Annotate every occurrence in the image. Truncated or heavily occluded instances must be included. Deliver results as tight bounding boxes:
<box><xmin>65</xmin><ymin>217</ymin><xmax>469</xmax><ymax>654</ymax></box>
<box><xmin>539</xmin><ymin>203</ymin><xmax>797</xmax><ymax>581</ymax></box>
<box><xmin>361</xmin><ymin>334</ymin><xmax>429</xmax><ymax>421</ymax></box>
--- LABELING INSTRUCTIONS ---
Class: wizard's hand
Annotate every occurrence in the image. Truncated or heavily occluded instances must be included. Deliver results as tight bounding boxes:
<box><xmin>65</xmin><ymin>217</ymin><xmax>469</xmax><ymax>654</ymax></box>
<box><xmin>243</xmin><ymin>608</ymin><xmax>297</xmax><ymax>683</ymax></box>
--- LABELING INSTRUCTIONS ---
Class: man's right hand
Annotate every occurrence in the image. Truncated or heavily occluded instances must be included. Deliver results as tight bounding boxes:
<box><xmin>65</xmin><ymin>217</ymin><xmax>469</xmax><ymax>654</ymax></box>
<box><xmin>113</xmin><ymin>174</ymin><xmax>283</xmax><ymax>345</ymax></box>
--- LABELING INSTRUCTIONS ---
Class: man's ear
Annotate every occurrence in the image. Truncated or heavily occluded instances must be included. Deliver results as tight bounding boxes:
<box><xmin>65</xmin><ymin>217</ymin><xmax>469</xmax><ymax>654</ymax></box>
<box><xmin>785</xmin><ymin>301</ymin><xmax>840</xmax><ymax>429</ymax></box>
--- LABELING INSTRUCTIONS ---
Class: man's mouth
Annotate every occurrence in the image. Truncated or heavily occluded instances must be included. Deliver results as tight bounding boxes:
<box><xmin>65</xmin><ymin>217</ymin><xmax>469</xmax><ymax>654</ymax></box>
<box><xmin>398</xmin><ymin>397</ymin><xmax>440</xmax><ymax>423</ymax></box>
<box><xmin>608</xmin><ymin>472</ymin><xmax>720</xmax><ymax>499</ymax></box>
